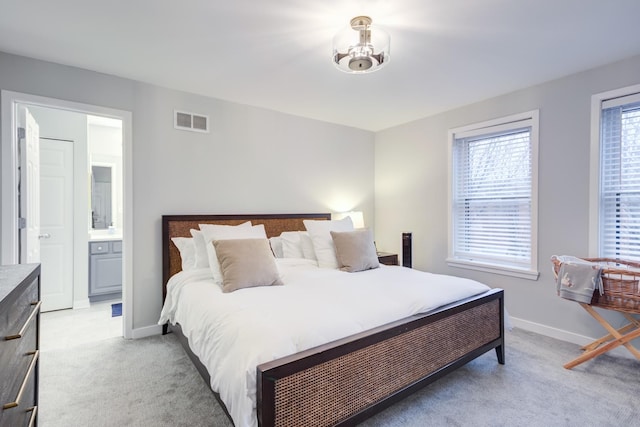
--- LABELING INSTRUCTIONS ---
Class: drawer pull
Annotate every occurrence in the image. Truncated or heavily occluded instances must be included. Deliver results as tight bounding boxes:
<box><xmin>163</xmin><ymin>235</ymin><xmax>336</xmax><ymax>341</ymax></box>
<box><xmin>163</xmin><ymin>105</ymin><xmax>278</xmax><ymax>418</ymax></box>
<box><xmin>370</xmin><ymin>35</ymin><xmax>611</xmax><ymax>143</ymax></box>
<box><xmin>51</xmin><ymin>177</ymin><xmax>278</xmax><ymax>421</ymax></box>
<box><xmin>5</xmin><ymin>301</ymin><xmax>42</xmax><ymax>340</ymax></box>
<box><xmin>27</xmin><ymin>405</ymin><xmax>38</xmax><ymax>427</ymax></box>
<box><xmin>3</xmin><ymin>350</ymin><xmax>39</xmax><ymax>410</ymax></box>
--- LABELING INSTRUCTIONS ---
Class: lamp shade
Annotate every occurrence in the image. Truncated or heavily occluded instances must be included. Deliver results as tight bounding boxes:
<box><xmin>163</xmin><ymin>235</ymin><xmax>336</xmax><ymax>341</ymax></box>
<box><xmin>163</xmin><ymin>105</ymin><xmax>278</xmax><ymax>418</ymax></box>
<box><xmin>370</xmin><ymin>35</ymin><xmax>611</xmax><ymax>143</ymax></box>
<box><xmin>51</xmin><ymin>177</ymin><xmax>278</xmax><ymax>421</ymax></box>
<box><xmin>332</xmin><ymin>16</ymin><xmax>390</xmax><ymax>74</ymax></box>
<box><xmin>333</xmin><ymin>211</ymin><xmax>365</xmax><ymax>229</ymax></box>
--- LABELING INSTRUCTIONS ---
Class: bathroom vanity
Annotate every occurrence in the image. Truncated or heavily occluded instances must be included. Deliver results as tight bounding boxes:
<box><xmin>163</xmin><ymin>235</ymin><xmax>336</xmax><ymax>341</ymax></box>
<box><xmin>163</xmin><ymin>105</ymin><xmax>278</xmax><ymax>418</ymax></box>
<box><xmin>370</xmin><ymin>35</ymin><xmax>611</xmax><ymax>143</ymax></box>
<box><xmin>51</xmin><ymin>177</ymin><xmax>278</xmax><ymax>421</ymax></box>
<box><xmin>88</xmin><ymin>236</ymin><xmax>122</xmax><ymax>301</ymax></box>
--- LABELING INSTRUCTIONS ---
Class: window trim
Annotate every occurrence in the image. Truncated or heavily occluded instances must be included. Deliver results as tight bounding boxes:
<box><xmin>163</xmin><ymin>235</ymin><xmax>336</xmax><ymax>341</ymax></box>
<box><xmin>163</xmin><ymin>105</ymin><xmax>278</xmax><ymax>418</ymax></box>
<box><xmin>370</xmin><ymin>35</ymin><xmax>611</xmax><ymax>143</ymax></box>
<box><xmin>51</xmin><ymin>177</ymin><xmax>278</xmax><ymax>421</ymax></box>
<box><xmin>447</xmin><ymin>110</ymin><xmax>540</xmax><ymax>280</ymax></box>
<box><xmin>589</xmin><ymin>83</ymin><xmax>640</xmax><ymax>256</ymax></box>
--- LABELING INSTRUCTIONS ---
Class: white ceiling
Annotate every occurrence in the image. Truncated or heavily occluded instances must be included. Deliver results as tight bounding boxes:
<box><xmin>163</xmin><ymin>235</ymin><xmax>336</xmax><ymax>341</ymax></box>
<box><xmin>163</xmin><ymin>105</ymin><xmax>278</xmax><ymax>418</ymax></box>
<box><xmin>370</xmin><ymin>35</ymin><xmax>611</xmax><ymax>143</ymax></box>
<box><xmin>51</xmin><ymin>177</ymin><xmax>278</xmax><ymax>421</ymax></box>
<box><xmin>2</xmin><ymin>0</ymin><xmax>640</xmax><ymax>131</ymax></box>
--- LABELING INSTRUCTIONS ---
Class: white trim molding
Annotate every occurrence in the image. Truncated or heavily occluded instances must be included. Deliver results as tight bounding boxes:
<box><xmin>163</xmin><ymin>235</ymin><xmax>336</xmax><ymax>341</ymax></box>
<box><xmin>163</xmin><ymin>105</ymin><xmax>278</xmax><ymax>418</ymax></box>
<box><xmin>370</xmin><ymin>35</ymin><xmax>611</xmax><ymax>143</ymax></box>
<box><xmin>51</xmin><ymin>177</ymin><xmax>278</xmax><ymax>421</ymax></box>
<box><xmin>510</xmin><ymin>316</ymin><xmax>636</xmax><ymax>360</ymax></box>
<box><xmin>131</xmin><ymin>324</ymin><xmax>163</xmax><ymax>339</ymax></box>
<box><xmin>447</xmin><ymin>110</ymin><xmax>540</xmax><ymax>280</ymax></box>
<box><xmin>589</xmin><ymin>83</ymin><xmax>640</xmax><ymax>257</ymax></box>
<box><xmin>1</xmin><ymin>90</ymin><xmax>134</xmax><ymax>339</ymax></box>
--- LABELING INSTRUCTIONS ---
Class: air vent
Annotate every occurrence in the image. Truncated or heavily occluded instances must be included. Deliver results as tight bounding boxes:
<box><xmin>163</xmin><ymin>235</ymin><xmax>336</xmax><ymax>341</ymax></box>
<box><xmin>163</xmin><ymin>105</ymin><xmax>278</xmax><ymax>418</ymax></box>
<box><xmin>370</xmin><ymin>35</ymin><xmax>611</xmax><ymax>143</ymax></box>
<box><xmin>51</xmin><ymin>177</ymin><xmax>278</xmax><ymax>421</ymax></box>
<box><xmin>174</xmin><ymin>110</ymin><xmax>210</xmax><ymax>133</ymax></box>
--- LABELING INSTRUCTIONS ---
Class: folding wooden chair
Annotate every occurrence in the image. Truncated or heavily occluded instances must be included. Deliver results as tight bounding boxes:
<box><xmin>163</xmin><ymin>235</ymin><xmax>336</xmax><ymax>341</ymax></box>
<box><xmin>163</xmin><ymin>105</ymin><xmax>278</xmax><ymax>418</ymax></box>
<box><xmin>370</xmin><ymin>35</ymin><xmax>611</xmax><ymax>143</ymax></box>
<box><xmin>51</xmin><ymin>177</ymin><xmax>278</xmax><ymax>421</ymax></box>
<box><xmin>564</xmin><ymin>303</ymin><xmax>640</xmax><ymax>369</ymax></box>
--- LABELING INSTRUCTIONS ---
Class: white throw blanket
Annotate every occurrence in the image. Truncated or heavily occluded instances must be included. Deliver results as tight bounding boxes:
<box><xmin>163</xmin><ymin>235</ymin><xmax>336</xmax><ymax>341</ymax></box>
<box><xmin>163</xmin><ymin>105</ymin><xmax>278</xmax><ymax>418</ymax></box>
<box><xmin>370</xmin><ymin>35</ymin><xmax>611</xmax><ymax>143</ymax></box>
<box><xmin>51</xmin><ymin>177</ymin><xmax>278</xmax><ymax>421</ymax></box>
<box><xmin>553</xmin><ymin>255</ymin><xmax>603</xmax><ymax>303</ymax></box>
<box><xmin>158</xmin><ymin>259</ymin><xmax>491</xmax><ymax>427</ymax></box>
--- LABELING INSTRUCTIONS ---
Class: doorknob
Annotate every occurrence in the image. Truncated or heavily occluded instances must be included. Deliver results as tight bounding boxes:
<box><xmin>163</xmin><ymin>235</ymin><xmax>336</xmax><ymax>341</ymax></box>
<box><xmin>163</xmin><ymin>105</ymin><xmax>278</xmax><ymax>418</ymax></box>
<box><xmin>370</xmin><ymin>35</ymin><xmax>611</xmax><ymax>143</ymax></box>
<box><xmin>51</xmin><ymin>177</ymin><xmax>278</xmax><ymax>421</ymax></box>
<box><xmin>38</xmin><ymin>233</ymin><xmax>51</xmax><ymax>239</ymax></box>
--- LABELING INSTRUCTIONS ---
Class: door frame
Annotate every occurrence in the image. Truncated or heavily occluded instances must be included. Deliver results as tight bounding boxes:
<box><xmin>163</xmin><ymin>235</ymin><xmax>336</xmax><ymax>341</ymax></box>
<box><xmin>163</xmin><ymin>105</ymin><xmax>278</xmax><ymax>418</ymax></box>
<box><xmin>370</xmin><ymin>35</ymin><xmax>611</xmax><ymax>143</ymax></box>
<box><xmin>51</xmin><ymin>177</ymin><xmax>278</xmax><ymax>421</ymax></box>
<box><xmin>1</xmin><ymin>90</ymin><xmax>133</xmax><ymax>339</ymax></box>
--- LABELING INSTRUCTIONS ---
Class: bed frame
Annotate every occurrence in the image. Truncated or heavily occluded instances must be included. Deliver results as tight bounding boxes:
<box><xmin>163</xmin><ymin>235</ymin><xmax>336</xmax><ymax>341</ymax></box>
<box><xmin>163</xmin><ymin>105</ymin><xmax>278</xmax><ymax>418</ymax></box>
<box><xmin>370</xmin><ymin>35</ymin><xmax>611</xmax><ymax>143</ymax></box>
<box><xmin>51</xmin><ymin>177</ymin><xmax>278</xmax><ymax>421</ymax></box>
<box><xmin>161</xmin><ymin>214</ymin><xmax>505</xmax><ymax>427</ymax></box>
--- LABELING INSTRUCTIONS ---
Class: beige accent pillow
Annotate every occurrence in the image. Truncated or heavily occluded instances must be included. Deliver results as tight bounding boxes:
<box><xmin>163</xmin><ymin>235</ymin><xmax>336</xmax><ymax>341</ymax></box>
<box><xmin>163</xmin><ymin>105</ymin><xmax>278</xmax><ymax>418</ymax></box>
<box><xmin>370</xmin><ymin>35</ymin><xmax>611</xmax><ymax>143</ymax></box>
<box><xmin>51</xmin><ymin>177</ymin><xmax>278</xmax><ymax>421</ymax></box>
<box><xmin>213</xmin><ymin>238</ymin><xmax>283</xmax><ymax>293</ymax></box>
<box><xmin>330</xmin><ymin>228</ymin><xmax>380</xmax><ymax>272</ymax></box>
<box><xmin>199</xmin><ymin>222</ymin><xmax>265</xmax><ymax>284</ymax></box>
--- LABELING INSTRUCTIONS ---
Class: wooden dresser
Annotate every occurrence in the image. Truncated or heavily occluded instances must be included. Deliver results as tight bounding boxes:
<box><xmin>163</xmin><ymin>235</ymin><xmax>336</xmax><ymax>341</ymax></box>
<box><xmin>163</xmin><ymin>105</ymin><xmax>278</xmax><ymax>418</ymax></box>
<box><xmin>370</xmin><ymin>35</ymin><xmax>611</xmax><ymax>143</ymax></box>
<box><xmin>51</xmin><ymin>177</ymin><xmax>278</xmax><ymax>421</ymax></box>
<box><xmin>0</xmin><ymin>264</ymin><xmax>41</xmax><ymax>427</ymax></box>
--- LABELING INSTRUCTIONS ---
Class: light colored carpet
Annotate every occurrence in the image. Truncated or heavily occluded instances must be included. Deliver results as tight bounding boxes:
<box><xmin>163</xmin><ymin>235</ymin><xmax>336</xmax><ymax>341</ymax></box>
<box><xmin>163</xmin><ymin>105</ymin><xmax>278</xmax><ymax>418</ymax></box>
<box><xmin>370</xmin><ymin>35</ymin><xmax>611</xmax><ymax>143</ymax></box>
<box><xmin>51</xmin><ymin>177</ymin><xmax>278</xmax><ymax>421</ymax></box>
<box><xmin>39</xmin><ymin>334</ymin><xmax>229</xmax><ymax>427</ymax></box>
<box><xmin>39</xmin><ymin>328</ymin><xmax>640</xmax><ymax>427</ymax></box>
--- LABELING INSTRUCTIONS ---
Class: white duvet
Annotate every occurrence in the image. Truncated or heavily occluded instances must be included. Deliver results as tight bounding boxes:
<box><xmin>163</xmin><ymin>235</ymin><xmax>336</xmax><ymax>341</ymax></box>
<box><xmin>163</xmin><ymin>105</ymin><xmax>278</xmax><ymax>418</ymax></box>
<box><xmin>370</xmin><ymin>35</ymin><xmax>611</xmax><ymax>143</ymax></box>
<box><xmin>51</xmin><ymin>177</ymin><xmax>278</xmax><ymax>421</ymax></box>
<box><xmin>158</xmin><ymin>259</ymin><xmax>490</xmax><ymax>427</ymax></box>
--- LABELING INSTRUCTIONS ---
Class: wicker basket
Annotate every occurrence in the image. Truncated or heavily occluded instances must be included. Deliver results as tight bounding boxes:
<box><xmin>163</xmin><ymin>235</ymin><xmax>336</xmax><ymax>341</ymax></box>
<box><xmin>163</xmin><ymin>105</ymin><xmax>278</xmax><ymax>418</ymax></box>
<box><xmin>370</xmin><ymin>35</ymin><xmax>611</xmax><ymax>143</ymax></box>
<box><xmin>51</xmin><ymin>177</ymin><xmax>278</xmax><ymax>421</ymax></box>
<box><xmin>551</xmin><ymin>257</ymin><xmax>640</xmax><ymax>314</ymax></box>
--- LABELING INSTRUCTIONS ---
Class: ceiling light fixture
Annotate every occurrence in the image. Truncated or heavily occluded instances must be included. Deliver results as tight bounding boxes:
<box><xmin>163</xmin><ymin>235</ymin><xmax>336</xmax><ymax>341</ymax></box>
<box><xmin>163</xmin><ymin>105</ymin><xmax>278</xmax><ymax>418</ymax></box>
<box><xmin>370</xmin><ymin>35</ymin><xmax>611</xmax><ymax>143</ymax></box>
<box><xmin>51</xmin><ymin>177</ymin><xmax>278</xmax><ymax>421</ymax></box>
<box><xmin>332</xmin><ymin>16</ymin><xmax>390</xmax><ymax>74</ymax></box>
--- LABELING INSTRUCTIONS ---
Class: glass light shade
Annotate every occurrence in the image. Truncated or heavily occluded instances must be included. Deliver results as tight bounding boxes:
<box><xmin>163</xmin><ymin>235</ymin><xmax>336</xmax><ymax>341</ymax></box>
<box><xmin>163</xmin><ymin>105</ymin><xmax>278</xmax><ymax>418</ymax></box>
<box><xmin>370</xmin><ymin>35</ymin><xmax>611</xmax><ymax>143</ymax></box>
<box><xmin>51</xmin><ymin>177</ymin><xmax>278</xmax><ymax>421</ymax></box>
<box><xmin>332</xmin><ymin>17</ymin><xmax>390</xmax><ymax>74</ymax></box>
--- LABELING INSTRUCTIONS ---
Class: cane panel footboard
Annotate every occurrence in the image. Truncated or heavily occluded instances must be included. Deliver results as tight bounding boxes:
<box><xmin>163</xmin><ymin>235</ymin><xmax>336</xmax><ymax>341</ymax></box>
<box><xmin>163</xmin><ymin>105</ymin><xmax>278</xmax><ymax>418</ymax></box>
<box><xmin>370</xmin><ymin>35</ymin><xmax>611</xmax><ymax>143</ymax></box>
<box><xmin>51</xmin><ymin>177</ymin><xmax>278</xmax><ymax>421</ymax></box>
<box><xmin>258</xmin><ymin>289</ymin><xmax>504</xmax><ymax>427</ymax></box>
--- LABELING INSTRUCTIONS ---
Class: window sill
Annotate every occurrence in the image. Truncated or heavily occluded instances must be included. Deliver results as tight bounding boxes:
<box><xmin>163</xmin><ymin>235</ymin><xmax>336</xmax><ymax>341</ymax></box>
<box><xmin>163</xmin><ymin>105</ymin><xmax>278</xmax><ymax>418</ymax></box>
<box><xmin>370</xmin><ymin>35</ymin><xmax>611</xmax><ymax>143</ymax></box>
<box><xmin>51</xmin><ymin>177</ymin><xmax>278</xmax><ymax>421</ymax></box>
<box><xmin>446</xmin><ymin>258</ymin><xmax>539</xmax><ymax>281</ymax></box>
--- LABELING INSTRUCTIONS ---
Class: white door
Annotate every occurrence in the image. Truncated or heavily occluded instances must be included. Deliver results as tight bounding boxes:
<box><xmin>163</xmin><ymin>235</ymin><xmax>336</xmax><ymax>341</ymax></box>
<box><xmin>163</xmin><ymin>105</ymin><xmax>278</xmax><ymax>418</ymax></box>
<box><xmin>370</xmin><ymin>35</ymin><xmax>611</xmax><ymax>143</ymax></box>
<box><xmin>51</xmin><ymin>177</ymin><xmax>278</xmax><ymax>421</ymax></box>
<box><xmin>40</xmin><ymin>139</ymin><xmax>74</xmax><ymax>312</ymax></box>
<box><xmin>18</xmin><ymin>106</ymin><xmax>40</xmax><ymax>263</ymax></box>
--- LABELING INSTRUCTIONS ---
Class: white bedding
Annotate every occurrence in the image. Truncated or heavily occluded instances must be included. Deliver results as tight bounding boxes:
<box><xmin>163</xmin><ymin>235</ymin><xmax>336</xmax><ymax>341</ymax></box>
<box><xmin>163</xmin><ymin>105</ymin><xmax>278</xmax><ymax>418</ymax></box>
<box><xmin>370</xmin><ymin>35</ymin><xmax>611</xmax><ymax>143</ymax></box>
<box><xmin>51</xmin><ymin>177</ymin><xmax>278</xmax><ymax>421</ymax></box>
<box><xmin>158</xmin><ymin>259</ymin><xmax>491</xmax><ymax>427</ymax></box>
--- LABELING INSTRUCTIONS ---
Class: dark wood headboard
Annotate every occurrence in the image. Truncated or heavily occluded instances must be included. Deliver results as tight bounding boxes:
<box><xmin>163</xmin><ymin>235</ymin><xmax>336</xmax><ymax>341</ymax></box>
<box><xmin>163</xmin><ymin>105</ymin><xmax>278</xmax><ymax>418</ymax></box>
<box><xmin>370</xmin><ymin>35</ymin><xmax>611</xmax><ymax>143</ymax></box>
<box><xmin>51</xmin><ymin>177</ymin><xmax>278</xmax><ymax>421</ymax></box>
<box><xmin>161</xmin><ymin>213</ymin><xmax>331</xmax><ymax>302</ymax></box>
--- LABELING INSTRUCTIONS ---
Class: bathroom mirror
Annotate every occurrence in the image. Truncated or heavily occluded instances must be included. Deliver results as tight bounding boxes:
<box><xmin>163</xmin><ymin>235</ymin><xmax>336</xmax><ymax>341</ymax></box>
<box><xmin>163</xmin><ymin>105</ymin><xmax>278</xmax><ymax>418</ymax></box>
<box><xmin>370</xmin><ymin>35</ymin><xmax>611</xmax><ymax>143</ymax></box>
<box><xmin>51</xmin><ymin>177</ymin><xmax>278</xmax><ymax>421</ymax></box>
<box><xmin>91</xmin><ymin>165</ymin><xmax>112</xmax><ymax>229</ymax></box>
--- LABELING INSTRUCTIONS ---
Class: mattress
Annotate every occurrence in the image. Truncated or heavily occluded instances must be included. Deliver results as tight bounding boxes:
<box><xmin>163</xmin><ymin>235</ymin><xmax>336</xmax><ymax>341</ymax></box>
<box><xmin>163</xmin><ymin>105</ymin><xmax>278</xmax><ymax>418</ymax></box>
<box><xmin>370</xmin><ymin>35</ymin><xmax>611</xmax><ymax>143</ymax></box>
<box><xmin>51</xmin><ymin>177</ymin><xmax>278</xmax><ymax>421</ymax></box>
<box><xmin>158</xmin><ymin>259</ymin><xmax>491</xmax><ymax>427</ymax></box>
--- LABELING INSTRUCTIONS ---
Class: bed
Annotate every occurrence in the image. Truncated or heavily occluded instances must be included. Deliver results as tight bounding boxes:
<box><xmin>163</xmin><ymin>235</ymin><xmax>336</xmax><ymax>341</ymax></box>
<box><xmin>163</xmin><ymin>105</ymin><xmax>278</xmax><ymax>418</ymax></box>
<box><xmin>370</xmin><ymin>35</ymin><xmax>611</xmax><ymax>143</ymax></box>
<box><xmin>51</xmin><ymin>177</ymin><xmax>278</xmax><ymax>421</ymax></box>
<box><xmin>160</xmin><ymin>213</ymin><xmax>505</xmax><ymax>427</ymax></box>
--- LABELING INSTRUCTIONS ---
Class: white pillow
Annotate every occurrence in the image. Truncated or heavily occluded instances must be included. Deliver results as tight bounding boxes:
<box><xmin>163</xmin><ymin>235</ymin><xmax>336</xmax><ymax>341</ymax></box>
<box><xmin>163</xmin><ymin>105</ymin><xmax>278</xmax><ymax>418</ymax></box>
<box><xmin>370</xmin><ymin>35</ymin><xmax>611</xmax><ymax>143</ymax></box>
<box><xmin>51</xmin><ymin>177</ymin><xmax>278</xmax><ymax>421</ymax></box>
<box><xmin>300</xmin><ymin>231</ymin><xmax>317</xmax><ymax>261</ymax></box>
<box><xmin>189</xmin><ymin>229</ymin><xmax>210</xmax><ymax>269</ymax></box>
<box><xmin>269</xmin><ymin>236</ymin><xmax>284</xmax><ymax>258</ymax></box>
<box><xmin>171</xmin><ymin>237</ymin><xmax>196</xmax><ymax>271</ymax></box>
<box><xmin>281</xmin><ymin>231</ymin><xmax>304</xmax><ymax>258</ymax></box>
<box><xmin>303</xmin><ymin>217</ymin><xmax>354</xmax><ymax>269</ymax></box>
<box><xmin>199</xmin><ymin>222</ymin><xmax>267</xmax><ymax>284</ymax></box>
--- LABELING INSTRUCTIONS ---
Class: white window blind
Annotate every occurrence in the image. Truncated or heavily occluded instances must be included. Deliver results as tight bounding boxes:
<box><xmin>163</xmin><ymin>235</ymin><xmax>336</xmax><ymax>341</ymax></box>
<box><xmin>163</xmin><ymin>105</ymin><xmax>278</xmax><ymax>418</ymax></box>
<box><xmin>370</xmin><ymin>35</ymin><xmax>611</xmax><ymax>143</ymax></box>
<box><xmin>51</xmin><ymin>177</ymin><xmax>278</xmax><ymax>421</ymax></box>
<box><xmin>451</xmin><ymin>119</ymin><xmax>534</xmax><ymax>273</ymax></box>
<box><xmin>599</xmin><ymin>97</ymin><xmax>640</xmax><ymax>260</ymax></box>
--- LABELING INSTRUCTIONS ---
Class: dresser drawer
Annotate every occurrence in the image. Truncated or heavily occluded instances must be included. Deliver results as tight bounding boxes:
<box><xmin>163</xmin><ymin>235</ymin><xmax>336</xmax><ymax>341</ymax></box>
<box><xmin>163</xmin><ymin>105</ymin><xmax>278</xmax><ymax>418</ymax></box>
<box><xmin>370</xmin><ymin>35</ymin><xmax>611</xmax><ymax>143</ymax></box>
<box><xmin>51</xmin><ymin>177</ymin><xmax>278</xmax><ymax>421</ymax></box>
<box><xmin>0</xmin><ymin>319</ymin><xmax>37</xmax><ymax>402</ymax></box>
<box><xmin>90</xmin><ymin>242</ymin><xmax>109</xmax><ymax>254</ymax></box>
<box><xmin>1</xmin><ymin>304</ymin><xmax>38</xmax><ymax>418</ymax></box>
<box><xmin>112</xmin><ymin>241</ymin><xmax>122</xmax><ymax>253</ymax></box>
<box><xmin>0</xmin><ymin>352</ymin><xmax>37</xmax><ymax>427</ymax></box>
<box><xmin>0</xmin><ymin>279</ymin><xmax>39</xmax><ymax>339</ymax></box>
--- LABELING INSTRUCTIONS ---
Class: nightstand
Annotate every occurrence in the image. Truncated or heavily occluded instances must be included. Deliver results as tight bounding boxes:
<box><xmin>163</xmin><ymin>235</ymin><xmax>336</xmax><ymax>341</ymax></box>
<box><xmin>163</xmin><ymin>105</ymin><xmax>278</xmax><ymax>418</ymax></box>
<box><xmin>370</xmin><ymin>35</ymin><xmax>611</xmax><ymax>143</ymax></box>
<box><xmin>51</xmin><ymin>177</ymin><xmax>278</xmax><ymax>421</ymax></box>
<box><xmin>377</xmin><ymin>252</ymin><xmax>398</xmax><ymax>266</ymax></box>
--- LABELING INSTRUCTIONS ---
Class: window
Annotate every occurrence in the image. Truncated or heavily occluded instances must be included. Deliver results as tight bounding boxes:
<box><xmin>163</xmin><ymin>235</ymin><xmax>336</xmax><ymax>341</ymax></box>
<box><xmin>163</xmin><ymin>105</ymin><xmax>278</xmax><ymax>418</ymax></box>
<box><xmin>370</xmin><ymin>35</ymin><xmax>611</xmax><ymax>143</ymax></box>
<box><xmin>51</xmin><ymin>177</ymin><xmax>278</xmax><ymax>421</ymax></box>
<box><xmin>595</xmin><ymin>90</ymin><xmax>640</xmax><ymax>260</ymax></box>
<box><xmin>448</xmin><ymin>111</ymin><xmax>539</xmax><ymax>279</ymax></box>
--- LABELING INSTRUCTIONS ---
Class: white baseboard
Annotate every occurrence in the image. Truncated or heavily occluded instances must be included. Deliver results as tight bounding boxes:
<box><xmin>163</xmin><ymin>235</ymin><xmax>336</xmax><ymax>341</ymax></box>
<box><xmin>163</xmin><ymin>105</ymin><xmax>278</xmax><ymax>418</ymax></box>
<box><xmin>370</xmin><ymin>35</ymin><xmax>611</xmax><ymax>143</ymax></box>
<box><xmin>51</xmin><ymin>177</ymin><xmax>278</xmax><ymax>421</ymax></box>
<box><xmin>131</xmin><ymin>324</ymin><xmax>162</xmax><ymax>339</ymax></box>
<box><xmin>73</xmin><ymin>298</ymin><xmax>90</xmax><ymax>310</ymax></box>
<box><xmin>509</xmin><ymin>316</ymin><xmax>594</xmax><ymax>345</ymax></box>
<box><xmin>510</xmin><ymin>316</ymin><xmax>635</xmax><ymax>359</ymax></box>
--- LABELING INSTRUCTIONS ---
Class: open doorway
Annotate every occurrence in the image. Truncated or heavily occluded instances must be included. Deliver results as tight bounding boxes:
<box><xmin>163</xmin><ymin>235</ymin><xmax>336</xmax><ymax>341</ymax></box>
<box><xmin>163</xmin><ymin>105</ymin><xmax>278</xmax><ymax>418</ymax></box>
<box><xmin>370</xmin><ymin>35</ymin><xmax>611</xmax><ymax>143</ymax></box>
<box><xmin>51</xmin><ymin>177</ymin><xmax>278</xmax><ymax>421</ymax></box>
<box><xmin>1</xmin><ymin>90</ymin><xmax>133</xmax><ymax>340</ymax></box>
<box><xmin>28</xmin><ymin>107</ymin><xmax>124</xmax><ymax>345</ymax></box>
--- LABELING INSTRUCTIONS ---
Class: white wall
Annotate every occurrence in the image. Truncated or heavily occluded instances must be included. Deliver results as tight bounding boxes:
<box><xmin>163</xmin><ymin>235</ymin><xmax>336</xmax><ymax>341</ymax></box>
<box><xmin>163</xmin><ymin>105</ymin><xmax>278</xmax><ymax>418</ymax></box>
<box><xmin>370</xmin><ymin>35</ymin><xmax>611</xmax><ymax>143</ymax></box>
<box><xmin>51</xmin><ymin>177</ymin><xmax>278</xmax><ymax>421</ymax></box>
<box><xmin>131</xmin><ymin>83</ymin><xmax>374</xmax><ymax>331</ymax></box>
<box><xmin>374</xmin><ymin>54</ymin><xmax>640</xmax><ymax>345</ymax></box>
<box><xmin>0</xmin><ymin>51</ymin><xmax>375</xmax><ymax>334</ymax></box>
